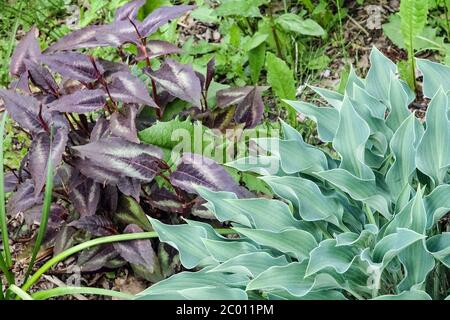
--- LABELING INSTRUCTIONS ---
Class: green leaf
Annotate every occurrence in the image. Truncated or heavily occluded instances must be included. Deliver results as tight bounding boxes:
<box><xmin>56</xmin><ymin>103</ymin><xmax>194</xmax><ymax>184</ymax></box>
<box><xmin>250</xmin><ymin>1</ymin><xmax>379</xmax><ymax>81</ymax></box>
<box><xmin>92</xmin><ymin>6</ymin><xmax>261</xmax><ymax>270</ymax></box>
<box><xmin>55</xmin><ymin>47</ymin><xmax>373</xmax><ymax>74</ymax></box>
<box><xmin>275</xmin><ymin>13</ymin><xmax>325</xmax><ymax>36</ymax></box>
<box><xmin>215</xmin><ymin>0</ymin><xmax>269</xmax><ymax>17</ymax></box>
<box><xmin>248</xmin><ymin>43</ymin><xmax>266</xmax><ymax>84</ymax></box>
<box><xmin>234</xmin><ymin>227</ymin><xmax>318</xmax><ymax>261</ymax></box>
<box><xmin>265</xmin><ymin>52</ymin><xmax>296</xmax><ymax>101</ymax></box>
<box><xmin>416</xmin><ymin>88</ymin><xmax>450</xmax><ymax>185</ymax></box>
<box><xmin>399</xmin><ymin>0</ymin><xmax>428</xmax><ymax>53</ymax></box>
<box><xmin>115</xmin><ymin>196</ymin><xmax>153</xmax><ymax>231</ymax></box>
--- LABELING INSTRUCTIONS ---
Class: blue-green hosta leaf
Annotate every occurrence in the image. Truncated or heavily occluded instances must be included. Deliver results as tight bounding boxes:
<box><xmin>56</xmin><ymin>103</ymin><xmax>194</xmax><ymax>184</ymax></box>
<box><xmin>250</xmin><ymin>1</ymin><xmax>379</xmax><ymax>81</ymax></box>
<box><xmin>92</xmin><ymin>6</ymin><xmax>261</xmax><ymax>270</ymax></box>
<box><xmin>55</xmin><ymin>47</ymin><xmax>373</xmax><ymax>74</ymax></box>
<box><xmin>284</xmin><ymin>100</ymin><xmax>338</xmax><ymax>142</ymax></box>
<box><xmin>183</xmin><ymin>219</ymin><xmax>227</xmax><ymax>241</ymax></box>
<box><xmin>427</xmin><ymin>233</ymin><xmax>450</xmax><ymax>268</ymax></box>
<box><xmin>386</xmin><ymin>114</ymin><xmax>423</xmax><ymax>200</ymax></box>
<box><xmin>233</xmin><ymin>227</ymin><xmax>317</xmax><ymax>261</ymax></box>
<box><xmin>335</xmin><ymin>224</ymin><xmax>379</xmax><ymax>247</ymax></box>
<box><xmin>333</xmin><ymin>96</ymin><xmax>373</xmax><ymax>180</ymax></box>
<box><xmin>352</xmin><ymin>85</ymin><xmax>386</xmax><ymax>119</ymax></box>
<box><xmin>306</xmin><ymin>239</ymin><xmax>360</xmax><ymax>276</ymax></box>
<box><xmin>255</xmin><ymin>137</ymin><xmax>328</xmax><ymax>174</ymax></box>
<box><xmin>247</xmin><ymin>262</ymin><xmax>341</xmax><ymax>297</ymax></box>
<box><xmin>373</xmin><ymin>290</ymin><xmax>432</xmax><ymax>300</ymax></box>
<box><xmin>208</xmin><ymin>252</ymin><xmax>289</xmax><ymax>278</ymax></box>
<box><xmin>386</xmin><ymin>75</ymin><xmax>413</xmax><ymax>131</ymax></box>
<box><xmin>345</xmin><ymin>66</ymin><xmax>365</xmax><ymax>98</ymax></box>
<box><xmin>202</xmin><ymin>238</ymin><xmax>258</xmax><ymax>263</ymax></box>
<box><xmin>398</xmin><ymin>241</ymin><xmax>435</xmax><ymax>291</ymax></box>
<box><xmin>148</xmin><ymin>218</ymin><xmax>214</xmax><ymax>269</ymax></box>
<box><xmin>316</xmin><ymin>169</ymin><xmax>392</xmax><ymax>219</ymax></box>
<box><xmin>416</xmin><ymin>58</ymin><xmax>450</xmax><ymax>98</ymax></box>
<box><xmin>135</xmin><ymin>270</ymin><xmax>248</xmax><ymax>300</ymax></box>
<box><xmin>424</xmin><ymin>185</ymin><xmax>450</xmax><ymax>229</ymax></box>
<box><xmin>269</xmin><ymin>290</ymin><xmax>347</xmax><ymax>300</ymax></box>
<box><xmin>416</xmin><ymin>88</ymin><xmax>450</xmax><ymax>185</ymax></box>
<box><xmin>262</xmin><ymin>176</ymin><xmax>344</xmax><ymax>227</ymax></box>
<box><xmin>308</xmin><ymin>85</ymin><xmax>343</xmax><ymax>109</ymax></box>
<box><xmin>226</xmin><ymin>155</ymin><xmax>282</xmax><ymax>176</ymax></box>
<box><xmin>365</xmin><ymin>47</ymin><xmax>397</xmax><ymax>103</ymax></box>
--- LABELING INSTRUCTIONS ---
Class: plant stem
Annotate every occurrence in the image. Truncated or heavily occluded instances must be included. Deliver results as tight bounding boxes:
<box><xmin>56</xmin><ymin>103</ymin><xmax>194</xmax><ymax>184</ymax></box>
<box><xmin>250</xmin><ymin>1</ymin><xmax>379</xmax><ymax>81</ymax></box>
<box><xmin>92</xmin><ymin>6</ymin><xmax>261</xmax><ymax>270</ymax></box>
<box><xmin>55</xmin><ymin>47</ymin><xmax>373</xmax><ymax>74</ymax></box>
<box><xmin>364</xmin><ymin>204</ymin><xmax>376</xmax><ymax>225</ymax></box>
<box><xmin>22</xmin><ymin>228</ymin><xmax>237</xmax><ymax>292</ymax></box>
<box><xmin>8</xmin><ymin>285</ymin><xmax>33</xmax><ymax>300</ymax></box>
<box><xmin>23</xmin><ymin>132</ymin><xmax>54</xmax><ymax>283</ymax></box>
<box><xmin>0</xmin><ymin>251</ymin><xmax>14</xmax><ymax>286</ymax></box>
<box><xmin>0</xmin><ymin>276</ymin><xmax>4</xmax><ymax>300</ymax></box>
<box><xmin>0</xmin><ymin>111</ymin><xmax>12</xmax><ymax>267</ymax></box>
<box><xmin>32</xmin><ymin>286</ymin><xmax>134</xmax><ymax>300</ymax></box>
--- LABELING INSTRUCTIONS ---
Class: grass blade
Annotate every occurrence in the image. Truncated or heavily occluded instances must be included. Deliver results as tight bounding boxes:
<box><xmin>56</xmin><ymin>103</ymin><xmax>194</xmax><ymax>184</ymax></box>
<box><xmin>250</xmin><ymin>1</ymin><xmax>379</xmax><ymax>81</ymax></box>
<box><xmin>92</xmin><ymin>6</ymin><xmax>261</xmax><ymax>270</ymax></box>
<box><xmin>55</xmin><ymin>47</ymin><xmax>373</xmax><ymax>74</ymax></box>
<box><xmin>23</xmin><ymin>128</ymin><xmax>54</xmax><ymax>283</ymax></box>
<box><xmin>32</xmin><ymin>287</ymin><xmax>134</xmax><ymax>300</ymax></box>
<box><xmin>0</xmin><ymin>111</ymin><xmax>12</xmax><ymax>267</ymax></box>
<box><xmin>8</xmin><ymin>285</ymin><xmax>33</xmax><ymax>300</ymax></box>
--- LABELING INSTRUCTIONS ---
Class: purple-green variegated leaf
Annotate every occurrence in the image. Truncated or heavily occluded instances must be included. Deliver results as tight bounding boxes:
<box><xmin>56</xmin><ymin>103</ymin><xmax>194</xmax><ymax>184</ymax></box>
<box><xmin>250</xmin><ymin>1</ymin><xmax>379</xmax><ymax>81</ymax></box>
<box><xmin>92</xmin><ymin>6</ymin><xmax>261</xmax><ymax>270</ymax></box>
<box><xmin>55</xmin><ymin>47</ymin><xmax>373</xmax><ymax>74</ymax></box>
<box><xmin>170</xmin><ymin>153</ymin><xmax>251</xmax><ymax>198</ymax></box>
<box><xmin>69</xmin><ymin>178</ymin><xmax>101</xmax><ymax>217</ymax></box>
<box><xmin>41</xmin><ymin>52</ymin><xmax>103</xmax><ymax>82</ymax></box>
<box><xmin>90</xmin><ymin>117</ymin><xmax>110</xmax><ymax>141</ymax></box>
<box><xmin>102</xmin><ymin>185</ymin><xmax>119</xmax><ymax>213</ymax></box>
<box><xmin>148</xmin><ymin>59</ymin><xmax>201</xmax><ymax>107</ymax></box>
<box><xmin>7</xmin><ymin>180</ymin><xmax>42</xmax><ymax>216</ymax></box>
<box><xmin>10</xmin><ymin>26</ymin><xmax>41</xmax><ymax>76</ymax></box>
<box><xmin>23</xmin><ymin>203</ymin><xmax>68</xmax><ymax>229</ymax></box>
<box><xmin>69</xmin><ymin>215</ymin><xmax>117</xmax><ymax>236</ymax></box>
<box><xmin>46</xmin><ymin>89</ymin><xmax>106</xmax><ymax>113</ymax></box>
<box><xmin>10</xmin><ymin>72</ymin><xmax>32</xmax><ymax>94</ymax></box>
<box><xmin>139</xmin><ymin>5</ymin><xmax>196</xmax><ymax>38</ymax></box>
<box><xmin>117</xmin><ymin>177</ymin><xmax>141</xmax><ymax>201</ymax></box>
<box><xmin>54</xmin><ymin>226</ymin><xmax>77</xmax><ymax>255</ymax></box>
<box><xmin>78</xmin><ymin>245</ymin><xmax>121</xmax><ymax>272</ymax></box>
<box><xmin>109</xmin><ymin>71</ymin><xmax>158</xmax><ymax>107</ymax></box>
<box><xmin>100</xmin><ymin>20</ymin><xmax>140</xmax><ymax>47</ymax></box>
<box><xmin>74</xmin><ymin>158</ymin><xmax>121</xmax><ymax>186</ymax></box>
<box><xmin>148</xmin><ymin>187</ymin><xmax>185</xmax><ymax>214</ymax></box>
<box><xmin>115</xmin><ymin>0</ymin><xmax>146</xmax><ymax>21</ymax></box>
<box><xmin>4</xmin><ymin>172</ymin><xmax>19</xmax><ymax>193</ymax></box>
<box><xmin>216</xmin><ymin>86</ymin><xmax>254</xmax><ymax>108</ymax></box>
<box><xmin>0</xmin><ymin>89</ymin><xmax>44</xmax><ymax>133</ymax></box>
<box><xmin>45</xmin><ymin>25</ymin><xmax>110</xmax><ymax>52</ymax></box>
<box><xmin>205</xmin><ymin>58</ymin><xmax>215</xmax><ymax>92</ymax></box>
<box><xmin>73</xmin><ymin>137</ymin><xmax>163</xmax><ymax>182</ymax></box>
<box><xmin>29</xmin><ymin>128</ymin><xmax>68</xmax><ymax>195</ymax></box>
<box><xmin>234</xmin><ymin>86</ymin><xmax>267</xmax><ymax>128</ymax></box>
<box><xmin>97</xmin><ymin>59</ymin><xmax>129</xmax><ymax>77</ymax></box>
<box><xmin>113</xmin><ymin>224</ymin><xmax>156</xmax><ymax>272</ymax></box>
<box><xmin>136</xmin><ymin>40</ymin><xmax>181</xmax><ymax>61</ymax></box>
<box><xmin>24</xmin><ymin>59</ymin><xmax>59</xmax><ymax>94</ymax></box>
<box><xmin>110</xmin><ymin>105</ymin><xmax>139</xmax><ymax>143</ymax></box>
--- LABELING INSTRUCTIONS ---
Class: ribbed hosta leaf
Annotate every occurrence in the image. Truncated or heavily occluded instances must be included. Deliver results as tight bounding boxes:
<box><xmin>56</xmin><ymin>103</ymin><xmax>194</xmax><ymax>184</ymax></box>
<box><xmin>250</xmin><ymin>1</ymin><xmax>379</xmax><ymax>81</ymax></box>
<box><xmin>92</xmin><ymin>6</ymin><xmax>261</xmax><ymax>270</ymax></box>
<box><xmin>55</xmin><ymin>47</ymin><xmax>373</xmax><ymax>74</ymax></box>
<box><xmin>416</xmin><ymin>89</ymin><xmax>450</xmax><ymax>185</ymax></box>
<box><xmin>424</xmin><ymin>185</ymin><xmax>450</xmax><ymax>228</ymax></box>
<box><xmin>41</xmin><ymin>52</ymin><xmax>102</xmax><ymax>82</ymax></box>
<box><xmin>285</xmin><ymin>100</ymin><xmax>338</xmax><ymax>142</ymax></box>
<box><xmin>109</xmin><ymin>71</ymin><xmax>158</xmax><ymax>108</ymax></box>
<box><xmin>374</xmin><ymin>290</ymin><xmax>432</xmax><ymax>300</ymax></box>
<box><xmin>386</xmin><ymin>75</ymin><xmax>412</xmax><ymax>131</ymax></box>
<box><xmin>149</xmin><ymin>218</ymin><xmax>213</xmax><ymax>269</ymax></box>
<box><xmin>365</xmin><ymin>46</ymin><xmax>397</xmax><ymax>103</ymax></box>
<box><xmin>73</xmin><ymin>137</ymin><xmax>163</xmax><ymax>182</ymax></box>
<box><xmin>208</xmin><ymin>252</ymin><xmax>289</xmax><ymax>278</ymax></box>
<box><xmin>417</xmin><ymin>59</ymin><xmax>450</xmax><ymax>98</ymax></box>
<box><xmin>309</xmin><ymin>85</ymin><xmax>343</xmax><ymax>109</ymax></box>
<box><xmin>427</xmin><ymin>233</ymin><xmax>450</xmax><ymax>268</ymax></box>
<box><xmin>202</xmin><ymin>238</ymin><xmax>258</xmax><ymax>263</ymax></box>
<box><xmin>234</xmin><ymin>227</ymin><xmax>317</xmax><ymax>261</ymax></box>
<box><xmin>148</xmin><ymin>59</ymin><xmax>201</xmax><ymax>107</ymax></box>
<box><xmin>10</xmin><ymin>26</ymin><xmax>41</xmax><ymax>76</ymax></box>
<box><xmin>46</xmin><ymin>89</ymin><xmax>106</xmax><ymax>113</ymax></box>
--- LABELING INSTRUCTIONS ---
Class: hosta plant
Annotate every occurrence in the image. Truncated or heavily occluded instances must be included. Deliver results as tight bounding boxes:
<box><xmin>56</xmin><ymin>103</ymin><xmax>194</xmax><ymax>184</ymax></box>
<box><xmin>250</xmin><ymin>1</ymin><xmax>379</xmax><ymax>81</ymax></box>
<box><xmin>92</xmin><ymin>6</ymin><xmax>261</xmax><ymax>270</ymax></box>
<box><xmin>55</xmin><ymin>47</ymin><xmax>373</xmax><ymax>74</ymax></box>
<box><xmin>0</xmin><ymin>0</ymin><xmax>256</xmax><ymax>291</ymax></box>
<box><xmin>135</xmin><ymin>47</ymin><xmax>450</xmax><ymax>300</ymax></box>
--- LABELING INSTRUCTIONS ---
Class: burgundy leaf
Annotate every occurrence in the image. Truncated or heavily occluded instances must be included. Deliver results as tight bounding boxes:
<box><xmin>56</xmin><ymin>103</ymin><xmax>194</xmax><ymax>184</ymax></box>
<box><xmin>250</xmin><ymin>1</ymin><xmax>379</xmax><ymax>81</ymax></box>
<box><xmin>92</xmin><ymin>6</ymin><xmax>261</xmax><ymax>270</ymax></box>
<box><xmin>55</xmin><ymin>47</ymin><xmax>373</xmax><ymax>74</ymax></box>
<box><xmin>97</xmin><ymin>59</ymin><xmax>129</xmax><ymax>77</ymax></box>
<box><xmin>23</xmin><ymin>203</ymin><xmax>68</xmax><ymax>229</ymax></box>
<box><xmin>41</xmin><ymin>52</ymin><xmax>103</xmax><ymax>82</ymax></box>
<box><xmin>148</xmin><ymin>59</ymin><xmax>201</xmax><ymax>107</ymax></box>
<box><xmin>73</xmin><ymin>137</ymin><xmax>163</xmax><ymax>182</ymax></box>
<box><xmin>101</xmin><ymin>20</ymin><xmax>141</xmax><ymax>47</ymax></box>
<box><xmin>46</xmin><ymin>89</ymin><xmax>106</xmax><ymax>113</ymax></box>
<box><xmin>7</xmin><ymin>180</ymin><xmax>42</xmax><ymax>216</ymax></box>
<box><xmin>54</xmin><ymin>226</ymin><xmax>77</xmax><ymax>255</ymax></box>
<box><xmin>170</xmin><ymin>153</ymin><xmax>252</xmax><ymax>198</ymax></box>
<box><xmin>234</xmin><ymin>86</ymin><xmax>267</xmax><ymax>128</ymax></box>
<box><xmin>4</xmin><ymin>172</ymin><xmax>19</xmax><ymax>193</ymax></box>
<box><xmin>102</xmin><ymin>185</ymin><xmax>119</xmax><ymax>213</ymax></box>
<box><xmin>115</xmin><ymin>0</ymin><xmax>146</xmax><ymax>21</ymax></box>
<box><xmin>110</xmin><ymin>104</ymin><xmax>139</xmax><ymax>143</ymax></box>
<box><xmin>69</xmin><ymin>215</ymin><xmax>117</xmax><ymax>236</ymax></box>
<box><xmin>117</xmin><ymin>177</ymin><xmax>141</xmax><ymax>201</ymax></box>
<box><xmin>68</xmin><ymin>178</ymin><xmax>101</xmax><ymax>217</ymax></box>
<box><xmin>216</xmin><ymin>86</ymin><xmax>254</xmax><ymax>108</ymax></box>
<box><xmin>113</xmin><ymin>224</ymin><xmax>156</xmax><ymax>272</ymax></box>
<box><xmin>109</xmin><ymin>71</ymin><xmax>158</xmax><ymax>107</ymax></box>
<box><xmin>10</xmin><ymin>72</ymin><xmax>32</xmax><ymax>94</ymax></box>
<box><xmin>136</xmin><ymin>40</ymin><xmax>181</xmax><ymax>60</ymax></box>
<box><xmin>90</xmin><ymin>117</ymin><xmax>111</xmax><ymax>141</ymax></box>
<box><xmin>45</xmin><ymin>25</ymin><xmax>110</xmax><ymax>52</ymax></box>
<box><xmin>75</xmin><ymin>158</ymin><xmax>121</xmax><ymax>186</ymax></box>
<box><xmin>29</xmin><ymin>128</ymin><xmax>68</xmax><ymax>195</ymax></box>
<box><xmin>205</xmin><ymin>58</ymin><xmax>215</xmax><ymax>92</ymax></box>
<box><xmin>10</xmin><ymin>26</ymin><xmax>41</xmax><ymax>76</ymax></box>
<box><xmin>0</xmin><ymin>89</ymin><xmax>44</xmax><ymax>133</ymax></box>
<box><xmin>24</xmin><ymin>59</ymin><xmax>59</xmax><ymax>94</ymax></box>
<box><xmin>139</xmin><ymin>5</ymin><xmax>196</xmax><ymax>38</ymax></box>
<box><xmin>78</xmin><ymin>245</ymin><xmax>121</xmax><ymax>272</ymax></box>
<box><xmin>148</xmin><ymin>187</ymin><xmax>185</xmax><ymax>214</ymax></box>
